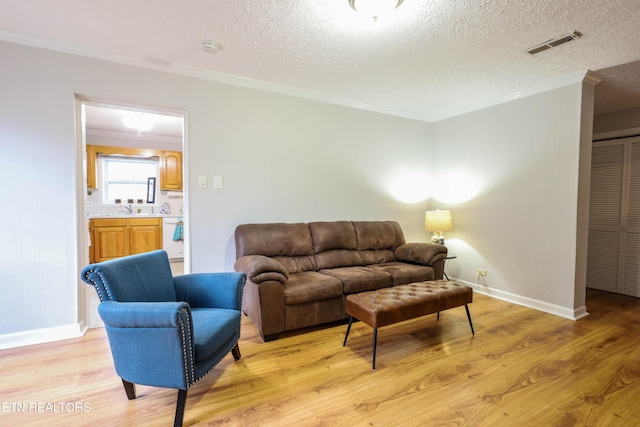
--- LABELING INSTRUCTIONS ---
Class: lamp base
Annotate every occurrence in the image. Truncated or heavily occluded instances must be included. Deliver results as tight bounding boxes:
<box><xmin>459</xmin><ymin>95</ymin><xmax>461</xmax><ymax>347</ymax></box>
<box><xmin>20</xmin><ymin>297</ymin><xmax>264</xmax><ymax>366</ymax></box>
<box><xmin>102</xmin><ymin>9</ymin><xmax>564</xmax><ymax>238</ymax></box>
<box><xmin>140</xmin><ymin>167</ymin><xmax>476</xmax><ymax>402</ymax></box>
<box><xmin>430</xmin><ymin>232</ymin><xmax>445</xmax><ymax>245</ymax></box>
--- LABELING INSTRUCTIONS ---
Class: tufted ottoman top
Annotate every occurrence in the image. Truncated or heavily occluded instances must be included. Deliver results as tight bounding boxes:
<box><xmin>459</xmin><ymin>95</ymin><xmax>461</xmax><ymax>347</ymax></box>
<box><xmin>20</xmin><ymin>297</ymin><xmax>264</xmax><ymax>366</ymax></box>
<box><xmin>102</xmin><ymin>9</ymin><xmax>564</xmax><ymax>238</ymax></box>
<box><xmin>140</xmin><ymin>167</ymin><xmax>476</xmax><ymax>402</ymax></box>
<box><xmin>345</xmin><ymin>280</ymin><xmax>473</xmax><ymax>328</ymax></box>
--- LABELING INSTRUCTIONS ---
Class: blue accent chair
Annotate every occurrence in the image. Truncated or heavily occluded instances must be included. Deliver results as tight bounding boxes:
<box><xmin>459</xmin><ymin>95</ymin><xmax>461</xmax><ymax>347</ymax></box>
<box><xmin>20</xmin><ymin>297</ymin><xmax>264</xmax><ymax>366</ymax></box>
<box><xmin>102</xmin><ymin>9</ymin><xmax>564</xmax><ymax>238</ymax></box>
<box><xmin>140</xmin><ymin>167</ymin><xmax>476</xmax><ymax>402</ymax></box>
<box><xmin>81</xmin><ymin>250</ymin><xmax>246</xmax><ymax>427</ymax></box>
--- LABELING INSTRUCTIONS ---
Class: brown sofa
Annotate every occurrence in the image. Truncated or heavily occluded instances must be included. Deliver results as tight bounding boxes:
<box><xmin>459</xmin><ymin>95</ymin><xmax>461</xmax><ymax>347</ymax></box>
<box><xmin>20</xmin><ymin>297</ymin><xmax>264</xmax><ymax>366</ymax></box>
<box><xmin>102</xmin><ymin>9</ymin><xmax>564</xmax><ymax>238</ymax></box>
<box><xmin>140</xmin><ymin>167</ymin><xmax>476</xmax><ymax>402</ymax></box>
<box><xmin>233</xmin><ymin>220</ymin><xmax>448</xmax><ymax>341</ymax></box>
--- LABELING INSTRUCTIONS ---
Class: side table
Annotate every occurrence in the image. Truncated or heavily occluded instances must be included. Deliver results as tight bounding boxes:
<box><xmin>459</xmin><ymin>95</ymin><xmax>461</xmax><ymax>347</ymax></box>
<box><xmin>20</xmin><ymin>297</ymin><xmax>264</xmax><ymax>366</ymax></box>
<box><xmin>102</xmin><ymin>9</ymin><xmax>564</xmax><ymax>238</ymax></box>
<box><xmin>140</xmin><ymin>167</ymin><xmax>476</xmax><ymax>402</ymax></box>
<box><xmin>444</xmin><ymin>253</ymin><xmax>456</xmax><ymax>281</ymax></box>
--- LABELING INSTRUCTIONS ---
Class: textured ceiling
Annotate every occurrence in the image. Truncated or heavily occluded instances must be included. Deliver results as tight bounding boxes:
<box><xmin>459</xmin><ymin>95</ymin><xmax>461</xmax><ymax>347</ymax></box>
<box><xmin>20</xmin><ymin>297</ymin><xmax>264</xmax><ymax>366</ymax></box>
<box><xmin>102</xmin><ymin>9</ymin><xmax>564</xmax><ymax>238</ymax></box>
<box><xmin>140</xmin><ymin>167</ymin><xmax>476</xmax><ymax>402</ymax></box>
<box><xmin>1</xmin><ymin>0</ymin><xmax>640</xmax><ymax>123</ymax></box>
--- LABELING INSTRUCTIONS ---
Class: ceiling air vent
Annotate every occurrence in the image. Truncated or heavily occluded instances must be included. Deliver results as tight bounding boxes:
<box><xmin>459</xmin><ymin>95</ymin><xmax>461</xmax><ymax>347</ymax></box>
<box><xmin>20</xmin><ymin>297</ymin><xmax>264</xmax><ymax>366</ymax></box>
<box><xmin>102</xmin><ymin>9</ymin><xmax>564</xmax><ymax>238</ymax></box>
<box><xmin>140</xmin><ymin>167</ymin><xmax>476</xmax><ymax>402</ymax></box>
<box><xmin>525</xmin><ymin>31</ymin><xmax>582</xmax><ymax>55</ymax></box>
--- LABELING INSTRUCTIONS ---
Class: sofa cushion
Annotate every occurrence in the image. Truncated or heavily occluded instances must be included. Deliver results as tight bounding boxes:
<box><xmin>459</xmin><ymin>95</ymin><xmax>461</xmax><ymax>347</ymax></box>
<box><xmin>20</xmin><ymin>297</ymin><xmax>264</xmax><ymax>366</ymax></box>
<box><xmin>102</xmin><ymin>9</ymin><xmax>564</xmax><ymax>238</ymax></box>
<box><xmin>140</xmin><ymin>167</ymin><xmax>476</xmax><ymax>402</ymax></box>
<box><xmin>273</xmin><ymin>255</ymin><xmax>317</xmax><ymax>274</ymax></box>
<box><xmin>315</xmin><ymin>249</ymin><xmax>363</xmax><ymax>270</ymax></box>
<box><xmin>367</xmin><ymin>262</ymin><xmax>435</xmax><ymax>285</ymax></box>
<box><xmin>309</xmin><ymin>221</ymin><xmax>357</xmax><ymax>252</ymax></box>
<box><xmin>284</xmin><ymin>271</ymin><xmax>344</xmax><ymax>305</ymax></box>
<box><xmin>235</xmin><ymin>223</ymin><xmax>313</xmax><ymax>258</ymax></box>
<box><xmin>359</xmin><ymin>249</ymin><xmax>397</xmax><ymax>265</ymax></box>
<box><xmin>320</xmin><ymin>266</ymin><xmax>393</xmax><ymax>294</ymax></box>
<box><xmin>353</xmin><ymin>221</ymin><xmax>405</xmax><ymax>251</ymax></box>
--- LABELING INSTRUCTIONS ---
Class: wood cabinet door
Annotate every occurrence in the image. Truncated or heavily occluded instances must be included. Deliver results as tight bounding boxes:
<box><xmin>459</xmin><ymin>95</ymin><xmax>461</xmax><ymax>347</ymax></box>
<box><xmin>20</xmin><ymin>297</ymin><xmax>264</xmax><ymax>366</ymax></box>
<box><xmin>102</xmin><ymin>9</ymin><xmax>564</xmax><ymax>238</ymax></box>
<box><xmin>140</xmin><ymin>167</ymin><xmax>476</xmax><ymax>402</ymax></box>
<box><xmin>86</xmin><ymin>145</ymin><xmax>97</xmax><ymax>189</ymax></box>
<box><xmin>129</xmin><ymin>225</ymin><xmax>162</xmax><ymax>255</ymax></box>
<box><xmin>160</xmin><ymin>151</ymin><xmax>182</xmax><ymax>190</ymax></box>
<box><xmin>93</xmin><ymin>227</ymin><xmax>128</xmax><ymax>262</ymax></box>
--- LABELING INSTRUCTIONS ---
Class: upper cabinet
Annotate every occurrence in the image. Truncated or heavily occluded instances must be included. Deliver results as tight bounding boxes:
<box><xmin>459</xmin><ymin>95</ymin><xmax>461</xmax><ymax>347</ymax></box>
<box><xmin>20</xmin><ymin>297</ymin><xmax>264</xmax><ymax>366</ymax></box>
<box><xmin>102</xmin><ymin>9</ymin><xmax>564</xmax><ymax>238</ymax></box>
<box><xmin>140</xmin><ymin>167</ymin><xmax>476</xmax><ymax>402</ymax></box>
<box><xmin>160</xmin><ymin>151</ymin><xmax>182</xmax><ymax>190</ymax></box>
<box><xmin>86</xmin><ymin>145</ymin><xmax>182</xmax><ymax>191</ymax></box>
<box><xmin>86</xmin><ymin>145</ymin><xmax>98</xmax><ymax>189</ymax></box>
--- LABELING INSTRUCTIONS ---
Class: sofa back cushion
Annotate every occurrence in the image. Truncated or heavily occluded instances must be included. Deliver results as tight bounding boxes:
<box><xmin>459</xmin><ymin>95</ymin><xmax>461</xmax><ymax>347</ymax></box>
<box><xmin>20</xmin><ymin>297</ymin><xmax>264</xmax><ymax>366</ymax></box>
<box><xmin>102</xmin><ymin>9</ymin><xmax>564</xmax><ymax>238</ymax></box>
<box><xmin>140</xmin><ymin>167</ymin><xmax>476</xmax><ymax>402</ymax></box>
<box><xmin>235</xmin><ymin>223</ymin><xmax>316</xmax><ymax>273</ymax></box>
<box><xmin>234</xmin><ymin>220</ymin><xmax>408</xmax><ymax>273</ymax></box>
<box><xmin>353</xmin><ymin>221</ymin><xmax>405</xmax><ymax>265</ymax></box>
<box><xmin>310</xmin><ymin>221</ymin><xmax>362</xmax><ymax>269</ymax></box>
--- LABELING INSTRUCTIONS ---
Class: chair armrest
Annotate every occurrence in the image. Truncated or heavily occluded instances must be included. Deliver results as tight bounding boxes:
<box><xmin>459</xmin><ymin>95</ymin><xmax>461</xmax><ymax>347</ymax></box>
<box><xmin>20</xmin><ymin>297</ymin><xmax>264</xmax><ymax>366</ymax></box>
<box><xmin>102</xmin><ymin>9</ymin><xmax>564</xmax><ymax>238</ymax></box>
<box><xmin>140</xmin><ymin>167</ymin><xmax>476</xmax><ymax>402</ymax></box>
<box><xmin>234</xmin><ymin>255</ymin><xmax>289</xmax><ymax>285</ymax></box>
<box><xmin>98</xmin><ymin>301</ymin><xmax>190</xmax><ymax>328</ymax></box>
<box><xmin>395</xmin><ymin>243</ymin><xmax>448</xmax><ymax>266</ymax></box>
<box><xmin>97</xmin><ymin>301</ymin><xmax>195</xmax><ymax>390</ymax></box>
<box><xmin>174</xmin><ymin>272</ymin><xmax>246</xmax><ymax>310</ymax></box>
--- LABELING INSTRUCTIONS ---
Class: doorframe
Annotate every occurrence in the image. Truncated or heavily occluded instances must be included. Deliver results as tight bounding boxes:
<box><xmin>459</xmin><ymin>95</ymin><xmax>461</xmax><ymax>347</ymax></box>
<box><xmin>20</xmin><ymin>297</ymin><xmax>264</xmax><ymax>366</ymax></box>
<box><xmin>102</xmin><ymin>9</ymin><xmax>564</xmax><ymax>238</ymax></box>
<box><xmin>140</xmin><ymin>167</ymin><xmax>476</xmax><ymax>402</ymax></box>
<box><xmin>74</xmin><ymin>94</ymin><xmax>189</xmax><ymax>328</ymax></box>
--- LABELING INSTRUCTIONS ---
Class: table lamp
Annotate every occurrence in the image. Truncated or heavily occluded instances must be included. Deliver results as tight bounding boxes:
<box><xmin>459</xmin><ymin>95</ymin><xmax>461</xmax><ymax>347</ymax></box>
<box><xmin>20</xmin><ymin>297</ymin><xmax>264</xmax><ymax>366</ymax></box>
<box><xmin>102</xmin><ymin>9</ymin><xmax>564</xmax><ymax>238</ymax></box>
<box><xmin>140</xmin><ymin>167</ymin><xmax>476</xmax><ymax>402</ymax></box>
<box><xmin>425</xmin><ymin>210</ymin><xmax>453</xmax><ymax>244</ymax></box>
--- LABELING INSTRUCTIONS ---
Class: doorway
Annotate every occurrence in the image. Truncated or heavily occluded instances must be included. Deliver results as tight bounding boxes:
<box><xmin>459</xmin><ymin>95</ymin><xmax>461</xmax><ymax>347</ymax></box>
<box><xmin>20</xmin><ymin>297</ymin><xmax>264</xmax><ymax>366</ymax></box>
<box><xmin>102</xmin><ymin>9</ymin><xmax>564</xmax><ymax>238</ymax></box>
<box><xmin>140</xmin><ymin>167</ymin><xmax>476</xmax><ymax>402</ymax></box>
<box><xmin>75</xmin><ymin>95</ymin><xmax>188</xmax><ymax>327</ymax></box>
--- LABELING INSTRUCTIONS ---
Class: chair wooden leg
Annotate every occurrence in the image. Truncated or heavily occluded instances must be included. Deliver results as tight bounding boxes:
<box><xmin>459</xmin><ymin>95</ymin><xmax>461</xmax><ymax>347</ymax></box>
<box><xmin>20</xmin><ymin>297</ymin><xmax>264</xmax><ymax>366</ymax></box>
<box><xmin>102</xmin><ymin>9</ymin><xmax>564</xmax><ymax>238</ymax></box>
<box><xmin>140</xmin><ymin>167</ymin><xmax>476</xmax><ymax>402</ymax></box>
<box><xmin>174</xmin><ymin>389</ymin><xmax>188</xmax><ymax>427</ymax></box>
<box><xmin>122</xmin><ymin>379</ymin><xmax>136</xmax><ymax>400</ymax></box>
<box><xmin>231</xmin><ymin>343</ymin><xmax>241</xmax><ymax>361</ymax></box>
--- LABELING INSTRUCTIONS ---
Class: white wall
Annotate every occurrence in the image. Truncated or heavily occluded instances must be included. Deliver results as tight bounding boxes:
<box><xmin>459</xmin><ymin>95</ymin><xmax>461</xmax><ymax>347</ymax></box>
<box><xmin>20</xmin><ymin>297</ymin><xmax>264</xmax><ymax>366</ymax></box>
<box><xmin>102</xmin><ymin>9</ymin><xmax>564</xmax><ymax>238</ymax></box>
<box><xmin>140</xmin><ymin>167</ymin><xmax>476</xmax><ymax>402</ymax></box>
<box><xmin>0</xmin><ymin>39</ymin><xmax>590</xmax><ymax>347</ymax></box>
<box><xmin>430</xmin><ymin>84</ymin><xmax>587</xmax><ymax>317</ymax></box>
<box><xmin>0</xmin><ymin>41</ymin><xmax>431</xmax><ymax>343</ymax></box>
<box><xmin>593</xmin><ymin>105</ymin><xmax>640</xmax><ymax>134</ymax></box>
<box><xmin>183</xmin><ymin>91</ymin><xmax>433</xmax><ymax>270</ymax></box>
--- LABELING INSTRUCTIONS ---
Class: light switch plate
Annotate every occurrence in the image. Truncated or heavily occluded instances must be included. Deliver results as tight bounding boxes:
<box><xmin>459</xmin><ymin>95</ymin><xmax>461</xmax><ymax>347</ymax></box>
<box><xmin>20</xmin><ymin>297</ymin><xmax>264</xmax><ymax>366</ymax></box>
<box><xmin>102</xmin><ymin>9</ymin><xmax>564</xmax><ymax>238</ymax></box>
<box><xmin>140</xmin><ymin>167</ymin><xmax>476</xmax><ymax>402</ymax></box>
<box><xmin>199</xmin><ymin>175</ymin><xmax>207</xmax><ymax>188</ymax></box>
<box><xmin>213</xmin><ymin>176</ymin><xmax>223</xmax><ymax>189</ymax></box>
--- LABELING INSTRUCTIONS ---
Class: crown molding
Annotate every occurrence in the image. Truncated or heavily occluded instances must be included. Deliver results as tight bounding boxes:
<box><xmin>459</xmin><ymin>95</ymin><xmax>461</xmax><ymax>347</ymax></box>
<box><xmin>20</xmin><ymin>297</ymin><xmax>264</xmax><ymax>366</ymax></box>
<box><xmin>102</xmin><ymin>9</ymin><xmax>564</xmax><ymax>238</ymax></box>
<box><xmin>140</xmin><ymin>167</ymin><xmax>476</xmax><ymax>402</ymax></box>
<box><xmin>583</xmin><ymin>70</ymin><xmax>602</xmax><ymax>86</ymax></box>
<box><xmin>0</xmin><ymin>31</ymin><xmax>436</xmax><ymax>122</ymax></box>
<box><xmin>429</xmin><ymin>71</ymin><xmax>590</xmax><ymax>122</ymax></box>
<box><xmin>1</xmin><ymin>31</ymin><xmax>591</xmax><ymax>124</ymax></box>
<box><xmin>86</xmin><ymin>128</ymin><xmax>182</xmax><ymax>145</ymax></box>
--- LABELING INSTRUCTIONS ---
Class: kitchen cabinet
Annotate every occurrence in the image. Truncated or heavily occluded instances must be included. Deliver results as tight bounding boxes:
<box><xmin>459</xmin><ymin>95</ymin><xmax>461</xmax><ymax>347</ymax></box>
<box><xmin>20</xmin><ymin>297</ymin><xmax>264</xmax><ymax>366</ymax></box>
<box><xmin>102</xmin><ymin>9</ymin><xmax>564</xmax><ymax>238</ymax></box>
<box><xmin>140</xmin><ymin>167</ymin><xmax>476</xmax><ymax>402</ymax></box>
<box><xmin>86</xmin><ymin>145</ymin><xmax>182</xmax><ymax>191</ymax></box>
<box><xmin>129</xmin><ymin>218</ymin><xmax>163</xmax><ymax>255</ymax></box>
<box><xmin>86</xmin><ymin>145</ymin><xmax>97</xmax><ymax>189</ymax></box>
<box><xmin>160</xmin><ymin>150</ymin><xmax>182</xmax><ymax>190</ymax></box>
<box><xmin>90</xmin><ymin>217</ymin><xmax>162</xmax><ymax>263</ymax></box>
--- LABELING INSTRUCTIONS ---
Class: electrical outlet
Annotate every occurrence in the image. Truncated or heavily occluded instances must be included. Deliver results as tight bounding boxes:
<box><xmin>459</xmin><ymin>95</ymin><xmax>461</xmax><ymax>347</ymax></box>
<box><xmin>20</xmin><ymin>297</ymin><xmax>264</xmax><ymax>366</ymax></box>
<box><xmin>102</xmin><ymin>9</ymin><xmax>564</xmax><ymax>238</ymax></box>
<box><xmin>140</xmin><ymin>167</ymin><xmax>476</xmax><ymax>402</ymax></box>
<box><xmin>477</xmin><ymin>268</ymin><xmax>487</xmax><ymax>277</ymax></box>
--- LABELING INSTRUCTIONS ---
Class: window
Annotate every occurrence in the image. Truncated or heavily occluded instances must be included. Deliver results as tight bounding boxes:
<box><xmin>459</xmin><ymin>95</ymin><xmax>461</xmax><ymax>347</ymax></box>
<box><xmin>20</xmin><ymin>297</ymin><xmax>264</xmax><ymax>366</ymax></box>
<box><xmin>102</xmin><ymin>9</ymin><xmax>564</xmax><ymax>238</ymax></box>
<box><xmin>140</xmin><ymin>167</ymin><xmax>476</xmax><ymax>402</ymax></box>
<box><xmin>100</xmin><ymin>155</ymin><xmax>159</xmax><ymax>204</ymax></box>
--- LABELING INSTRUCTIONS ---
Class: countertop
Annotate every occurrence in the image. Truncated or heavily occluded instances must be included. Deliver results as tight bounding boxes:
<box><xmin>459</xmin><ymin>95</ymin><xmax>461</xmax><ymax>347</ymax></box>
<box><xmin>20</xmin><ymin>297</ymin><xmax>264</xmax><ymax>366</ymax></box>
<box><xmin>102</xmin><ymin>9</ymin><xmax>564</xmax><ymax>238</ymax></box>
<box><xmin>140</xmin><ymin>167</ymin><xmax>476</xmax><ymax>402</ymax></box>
<box><xmin>88</xmin><ymin>213</ymin><xmax>183</xmax><ymax>219</ymax></box>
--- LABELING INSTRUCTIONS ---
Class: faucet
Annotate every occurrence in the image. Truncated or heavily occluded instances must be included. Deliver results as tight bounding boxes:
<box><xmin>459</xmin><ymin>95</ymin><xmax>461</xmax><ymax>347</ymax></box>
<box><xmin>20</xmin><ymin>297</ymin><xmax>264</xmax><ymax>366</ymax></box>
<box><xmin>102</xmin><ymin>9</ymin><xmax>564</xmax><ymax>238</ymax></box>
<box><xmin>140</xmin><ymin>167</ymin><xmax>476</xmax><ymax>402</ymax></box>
<box><xmin>120</xmin><ymin>204</ymin><xmax>133</xmax><ymax>214</ymax></box>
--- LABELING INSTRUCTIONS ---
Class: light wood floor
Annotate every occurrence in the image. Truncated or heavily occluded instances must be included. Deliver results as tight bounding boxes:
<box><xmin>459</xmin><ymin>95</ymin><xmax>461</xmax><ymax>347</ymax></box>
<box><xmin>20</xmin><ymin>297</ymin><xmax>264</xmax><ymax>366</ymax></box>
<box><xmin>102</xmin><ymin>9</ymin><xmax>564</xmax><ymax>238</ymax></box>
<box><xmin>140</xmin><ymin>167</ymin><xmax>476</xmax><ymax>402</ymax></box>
<box><xmin>1</xmin><ymin>289</ymin><xmax>639</xmax><ymax>426</ymax></box>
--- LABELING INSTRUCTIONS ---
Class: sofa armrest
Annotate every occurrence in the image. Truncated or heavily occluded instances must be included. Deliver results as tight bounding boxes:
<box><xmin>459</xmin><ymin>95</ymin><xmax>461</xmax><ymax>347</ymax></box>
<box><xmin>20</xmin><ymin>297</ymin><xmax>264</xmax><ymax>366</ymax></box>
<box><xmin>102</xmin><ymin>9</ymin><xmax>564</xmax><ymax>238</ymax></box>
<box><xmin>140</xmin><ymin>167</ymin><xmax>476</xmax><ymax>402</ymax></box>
<box><xmin>395</xmin><ymin>243</ymin><xmax>448</xmax><ymax>266</ymax></box>
<box><xmin>234</xmin><ymin>255</ymin><xmax>289</xmax><ymax>285</ymax></box>
<box><xmin>174</xmin><ymin>272</ymin><xmax>245</xmax><ymax>310</ymax></box>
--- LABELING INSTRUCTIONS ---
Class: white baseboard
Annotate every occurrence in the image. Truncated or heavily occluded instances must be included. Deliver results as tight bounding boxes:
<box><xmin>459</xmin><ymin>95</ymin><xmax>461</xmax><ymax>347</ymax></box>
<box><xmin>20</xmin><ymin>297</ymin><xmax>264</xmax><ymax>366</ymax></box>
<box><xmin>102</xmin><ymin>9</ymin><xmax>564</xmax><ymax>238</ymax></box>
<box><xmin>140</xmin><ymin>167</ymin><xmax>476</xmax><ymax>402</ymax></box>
<box><xmin>455</xmin><ymin>279</ymin><xmax>590</xmax><ymax>321</ymax></box>
<box><xmin>0</xmin><ymin>323</ymin><xmax>87</xmax><ymax>350</ymax></box>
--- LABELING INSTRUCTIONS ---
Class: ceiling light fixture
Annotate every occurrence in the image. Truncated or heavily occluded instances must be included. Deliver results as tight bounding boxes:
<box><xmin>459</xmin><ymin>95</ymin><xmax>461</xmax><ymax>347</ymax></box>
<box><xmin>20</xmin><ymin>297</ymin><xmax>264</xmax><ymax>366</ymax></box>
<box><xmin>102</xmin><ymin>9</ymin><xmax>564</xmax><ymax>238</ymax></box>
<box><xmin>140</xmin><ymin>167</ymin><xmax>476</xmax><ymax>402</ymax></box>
<box><xmin>123</xmin><ymin>112</ymin><xmax>153</xmax><ymax>133</ymax></box>
<box><xmin>348</xmin><ymin>0</ymin><xmax>404</xmax><ymax>21</ymax></box>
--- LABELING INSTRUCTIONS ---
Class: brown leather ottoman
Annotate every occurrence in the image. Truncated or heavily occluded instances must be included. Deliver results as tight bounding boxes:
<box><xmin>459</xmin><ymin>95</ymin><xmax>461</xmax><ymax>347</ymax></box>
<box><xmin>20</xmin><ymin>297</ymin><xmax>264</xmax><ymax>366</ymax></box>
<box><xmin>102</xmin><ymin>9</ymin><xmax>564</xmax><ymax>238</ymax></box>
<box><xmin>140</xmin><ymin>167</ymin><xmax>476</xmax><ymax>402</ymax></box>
<box><xmin>343</xmin><ymin>280</ymin><xmax>474</xmax><ymax>369</ymax></box>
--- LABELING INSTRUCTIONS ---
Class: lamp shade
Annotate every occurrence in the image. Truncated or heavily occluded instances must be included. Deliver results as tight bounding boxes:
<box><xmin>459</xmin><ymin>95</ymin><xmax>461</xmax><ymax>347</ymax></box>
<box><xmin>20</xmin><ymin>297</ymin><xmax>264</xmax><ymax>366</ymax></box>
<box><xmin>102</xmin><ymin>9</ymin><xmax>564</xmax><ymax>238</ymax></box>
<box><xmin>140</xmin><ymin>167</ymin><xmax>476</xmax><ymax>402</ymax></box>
<box><xmin>425</xmin><ymin>210</ymin><xmax>453</xmax><ymax>232</ymax></box>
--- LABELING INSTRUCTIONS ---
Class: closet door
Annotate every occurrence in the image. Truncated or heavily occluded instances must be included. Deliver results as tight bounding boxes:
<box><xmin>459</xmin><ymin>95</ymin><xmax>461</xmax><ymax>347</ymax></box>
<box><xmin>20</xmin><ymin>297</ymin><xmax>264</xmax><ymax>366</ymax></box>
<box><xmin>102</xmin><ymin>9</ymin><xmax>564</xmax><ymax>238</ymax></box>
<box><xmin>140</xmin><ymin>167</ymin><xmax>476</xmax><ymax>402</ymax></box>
<box><xmin>622</xmin><ymin>139</ymin><xmax>640</xmax><ymax>296</ymax></box>
<box><xmin>587</xmin><ymin>136</ymin><xmax>640</xmax><ymax>297</ymax></box>
<box><xmin>587</xmin><ymin>140</ymin><xmax>624</xmax><ymax>293</ymax></box>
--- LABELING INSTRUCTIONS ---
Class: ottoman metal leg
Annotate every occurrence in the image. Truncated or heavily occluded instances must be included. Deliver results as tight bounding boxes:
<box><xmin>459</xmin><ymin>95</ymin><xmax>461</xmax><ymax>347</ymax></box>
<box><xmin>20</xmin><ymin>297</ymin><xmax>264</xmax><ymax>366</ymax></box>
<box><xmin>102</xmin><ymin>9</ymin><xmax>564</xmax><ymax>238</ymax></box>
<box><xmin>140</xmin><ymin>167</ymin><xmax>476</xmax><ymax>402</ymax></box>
<box><xmin>465</xmin><ymin>304</ymin><xmax>475</xmax><ymax>335</ymax></box>
<box><xmin>372</xmin><ymin>328</ymin><xmax>378</xmax><ymax>369</ymax></box>
<box><xmin>343</xmin><ymin>316</ymin><xmax>354</xmax><ymax>346</ymax></box>
<box><xmin>344</xmin><ymin>317</ymin><xmax>378</xmax><ymax>369</ymax></box>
